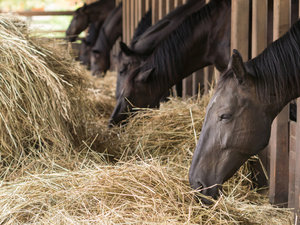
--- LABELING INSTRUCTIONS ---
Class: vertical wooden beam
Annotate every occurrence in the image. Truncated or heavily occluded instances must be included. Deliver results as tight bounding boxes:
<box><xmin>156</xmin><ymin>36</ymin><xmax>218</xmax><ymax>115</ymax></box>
<box><xmin>214</xmin><ymin>68</ymin><xmax>220</xmax><ymax>83</ymax></box>
<box><xmin>289</xmin><ymin>121</ymin><xmax>297</xmax><ymax>208</ymax></box>
<box><xmin>269</xmin><ymin>0</ymin><xmax>291</xmax><ymax>207</ymax></box>
<box><xmin>295</xmin><ymin>98</ymin><xmax>300</xmax><ymax>224</ymax></box>
<box><xmin>251</xmin><ymin>0</ymin><xmax>269</xmax><ymax>190</ymax></box>
<box><xmin>252</xmin><ymin>0</ymin><xmax>268</xmax><ymax>57</ymax></box>
<box><xmin>193</xmin><ymin>70</ymin><xmax>204</xmax><ymax>96</ymax></box>
<box><xmin>152</xmin><ymin>0</ymin><xmax>159</xmax><ymax>24</ymax></box>
<box><xmin>130</xmin><ymin>0</ymin><xmax>135</xmax><ymax>39</ymax></box>
<box><xmin>174</xmin><ymin>0</ymin><xmax>183</xmax><ymax>5</ymax></box>
<box><xmin>166</xmin><ymin>0</ymin><xmax>175</xmax><ymax>12</ymax></box>
<box><xmin>293</xmin><ymin>4</ymin><xmax>300</xmax><ymax>224</ymax></box>
<box><xmin>126</xmin><ymin>0</ymin><xmax>131</xmax><ymax>44</ymax></box>
<box><xmin>146</xmin><ymin>0</ymin><xmax>151</xmax><ymax>12</ymax></box>
<box><xmin>181</xmin><ymin>0</ymin><xmax>193</xmax><ymax>98</ymax></box>
<box><xmin>138</xmin><ymin>0</ymin><xmax>147</xmax><ymax>22</ymax></box>
<box><xmin>135</xmin><ymin>0</ymin><xmax>139</xmax><ymax>29</ymax></box>
<box><xmin>158</xmin><ymin>0</ymin><xmax>166</xmax><ymax>19</ymax></box>
<box><xmin>231</xmin><ymin>0</ymin><xmax>250</xmax><ymax>59</ymax></box>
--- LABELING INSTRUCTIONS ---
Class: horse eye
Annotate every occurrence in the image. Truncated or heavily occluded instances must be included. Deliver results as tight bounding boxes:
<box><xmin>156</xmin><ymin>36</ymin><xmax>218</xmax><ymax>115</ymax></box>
<box><xmin>220</xmin><ymin>113</ymin><xmax>232</xmax><ymax>121</ymax></box>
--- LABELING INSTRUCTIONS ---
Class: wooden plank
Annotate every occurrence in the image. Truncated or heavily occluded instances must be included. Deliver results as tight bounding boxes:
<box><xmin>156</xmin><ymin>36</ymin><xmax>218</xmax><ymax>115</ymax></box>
<box><xmin>152</xmin><ymin>0</ymin><xmax>159</xmax><ymax>24</ymax></box>
<box><xmin>123</xmin><ymin>0</ymin><xmax>130</xmax><ymax>44</ymax></box>
<box><xmin>166</xmin><ymin>0</ymin><xmax>175</xmax><ymax>12</ymax></box>
<box><xmin>135</xmin><ymin>0</ymin><xmax>139</xmax><ymax>29</ymax></box>
<box><xmin>214</xmin><ymin>68</ymin><xmax>220</xmax><ymax>83</ymax></box>
<box><xmin>251</xmin><ymin>0</ymin><xmax>269</xmax><ymax>189</ymax></box>
<box><xmin>252</xmin><ymin>0</ymin><xmax>268</xmax><ymax>57</ymax></box>
<box><xmin>295</xmin><ymin>98</ymin><xmax>300</xmax><ymax>225</ymax></box>
<box><xmin>15</xmin><ymin>11</ymin><xmax>74</xmax><ymax>16</ymax></box>
<box><xmin>294</xmin><ymin>5</ymin><xmax>300</xmax><ymax>224</ymax></box>
<box><xmin>231</xmin><ymin>0</ymin><xmax>249</xmax><ymax>59</ymax></box>
<box><xmin>289</xmin><ymin>121</ymin><xmax>297</xmax><ymax>208</ymax></box>
<box><xmin>269</xmin><ymin>0</ymin><xmax>290</xmax><ymax>207</ymax></box>
<box><xmin>130</xmin><ymin>0</ymin><xmax>135</xmax><ymax>39</ymax></box>
<box><xmin>138</xmin><ymin>0</ymin><xmax>147</xmax><ymax>21</ymax></box>
<box><xmin>158</xmin><ymin>0</ymin><xmax>166</xmax><ymax>19</ymax></box>
<box><xmin>192</xmin><ymin>70</ymin><xmax>203</xmax><ymax>96</ymax></box>
<box><xmin>174</xmin><ymin>0</ymin><xmax>183</xmax><ymax>5</ymax></box>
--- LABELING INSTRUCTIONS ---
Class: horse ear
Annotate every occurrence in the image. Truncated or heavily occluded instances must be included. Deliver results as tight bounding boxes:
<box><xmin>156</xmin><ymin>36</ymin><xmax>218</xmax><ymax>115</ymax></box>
<box><xmin>136</xmin><ymin>68</ymin><xmax>155</xmax><ymax>83</ymax></box>
<box><xmin>119</xmin><ymin>41</ymin><xmax>136</xmax><ymax>56</ymax></box>
<box><xmin>228</xmin><ymin>49</ymin><xmax>247</xmax><ymax>84</ymax></box>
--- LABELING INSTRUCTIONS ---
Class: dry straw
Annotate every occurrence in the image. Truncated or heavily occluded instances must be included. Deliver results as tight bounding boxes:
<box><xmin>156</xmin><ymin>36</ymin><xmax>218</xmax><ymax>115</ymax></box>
<box><xmin>0</xmin><ymin>15</ymin><xmax>117</xmax><ymax>179</ymax></box>
<box><xmin>0</xmin><ymin>15</ymin><xmax>294</xmax><ymax>224</ymax></box>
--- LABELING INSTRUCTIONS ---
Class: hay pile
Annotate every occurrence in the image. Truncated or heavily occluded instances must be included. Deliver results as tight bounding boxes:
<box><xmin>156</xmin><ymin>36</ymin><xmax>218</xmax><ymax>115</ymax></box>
<box><xmin>0</xmin><ymin>15</ymin><xmax>116</xmax><ymax>179</ymax></box>
<box><xmin>0</xmin><ymin>15</ymin><xmax>294</xmax><ymax>224</ymax></box>
<box><xmin>0</xmin><ymin>160</ymin><xmax>293</xmax><ymax>224</ymax></box>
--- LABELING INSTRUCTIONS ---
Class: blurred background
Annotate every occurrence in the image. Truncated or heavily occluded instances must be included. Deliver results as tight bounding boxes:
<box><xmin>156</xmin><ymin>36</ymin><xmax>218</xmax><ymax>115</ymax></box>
<box><xmin>0</xmin><ymin>0</ymin><xmax>86</xmax><ymax>38</ymax></box>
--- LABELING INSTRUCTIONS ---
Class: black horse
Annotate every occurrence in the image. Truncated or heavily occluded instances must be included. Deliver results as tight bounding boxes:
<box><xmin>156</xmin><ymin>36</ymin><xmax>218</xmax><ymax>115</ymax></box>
<box><xmin>66</xmin><ymin>0</ymin><xmax>115</xmax><ymax>42</ymax></box>
<box><xmin>110</xmin><ymin>0</ymin><xmax>231</xmax><ymax>126</ymax></box>
<box><xmin>79</xmin><ymin>21</ymin><xmax>101</xmax><ymax>69</ymax></box>
<box><xmin>115</xmin><ymin>8</ymin><xmax>152</xmax><ymax>99</ymax></box>
<box><xmin>90</xmin><ymin>3</ymin><xmax>123</xmax><ymax>76</ymax></box>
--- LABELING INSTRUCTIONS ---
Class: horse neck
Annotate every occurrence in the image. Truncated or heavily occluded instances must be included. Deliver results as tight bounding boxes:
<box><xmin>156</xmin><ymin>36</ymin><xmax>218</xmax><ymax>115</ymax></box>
<box><xmin>246</xmin><ymin>20</ymin><xmax>300</xmax><ymax>119</ymax></box>
<box><xmin>103</xmin><ymin>9</ymin><xmax>122</xmax><ymax>49</ymax></box>
<box><xmin>150</xmin><ymin>0</ymin><xmax>231</xmax><ymax>89</ymax></box>
<box><xmin>86</xmin><ymin>0</ymin><xmax>115</xmax><ymax>22</ymax></box>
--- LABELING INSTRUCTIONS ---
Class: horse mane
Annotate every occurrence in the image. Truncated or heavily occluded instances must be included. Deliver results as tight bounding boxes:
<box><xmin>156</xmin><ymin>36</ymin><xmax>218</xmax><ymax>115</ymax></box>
<box><xmin>219</xmin><ymin>20</ymin><xmax>300</xmax><ymax>103</ymax></box>
<box><xmin>141</xmin><ymin>0</ymin><xmax>231</xmax><ymax>88</ymax></box>
<box><xmin>131</xmin><ymin>9</ymin><xmax>152</xmax><ymax>47</ymax></box>
<box><xmin>94</xmin><ymin>3</ymin><xmax>122</xmax><ymax>51</ymax></box>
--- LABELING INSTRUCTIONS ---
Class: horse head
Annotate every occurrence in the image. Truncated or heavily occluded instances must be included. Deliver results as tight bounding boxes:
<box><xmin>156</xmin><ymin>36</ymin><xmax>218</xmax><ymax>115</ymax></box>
<box><xmin>66</xmin><ymin>4</ymin><xmax>89</xmax><ymax>42</ymax></box>
<box><xmin>189</xmin><ymin>50</ymin><xmax>272</xmax><ymax>203</ymax></box>
<box><xmin>109</xmin><ymin>42</ymin><xmax>163</xmax><ymax>126</ymax></box>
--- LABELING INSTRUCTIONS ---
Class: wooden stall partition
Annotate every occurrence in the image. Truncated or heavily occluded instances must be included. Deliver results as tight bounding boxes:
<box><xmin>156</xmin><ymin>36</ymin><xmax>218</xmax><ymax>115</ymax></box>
<box><xmin>122</xmin><ymin>0</ymin><xmax>130</xmax><ymax>44</ymax></box>
<box><xmin>166</xmin><ymin>0</ymin><xmax>175</xmax><ymax>11</ymax></box>
<box><xmin>293</xmin><ymin>3</ymin><xmax>300</xmax><ymax>223</ymax></box>
<box><xmin>130</xmin><ymin>0</ymin><xmax>135</xmax><ymax>39</ymax></box>
<box><xmin>181</xmin><ymin>0</ymin><xmax>193</xmax><ymax>98</ymax></box>
<box><xmin>251</xmin><ymin>0</ymin><xmax>269</xmax><ymax>188</ymax></box>
<box><xmin>268</xmin><ymin>0</ymin><xmax>291</xmax><ymax>207</ymax></box>
<box><xmin>152</xmin><ymin>0</ymin><xmax>159</xmax><ymax>24</ymax></box>
<box><xmin>231</xmin><ymin>0</ymin><xmax>249</xmax><ymax>59</ymax></box>
<box><xmin>295</xmin><ymin>98</ymin><xmax>300</xmax><ymax>224</ymax></box>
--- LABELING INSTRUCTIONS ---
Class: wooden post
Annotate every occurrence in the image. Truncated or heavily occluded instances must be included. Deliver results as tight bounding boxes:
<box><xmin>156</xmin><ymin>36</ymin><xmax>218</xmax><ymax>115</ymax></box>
<box><xmin>252</xmin><ymin>0</ymin><xmax>268</xmax><ymax>57</ymax></box>
<box><xmin>152</xmin><ymin>0</ymin><xmax>159</xmax><ymax>24</ymax></box>
<box><xmin>181</xmin><ymin>0</ymin><xmax>194</xmax><ymax>98</ymax></box>
<box><xmin>231</xmin><ymin>0</ymin><xmax>249</xmax><ymax>59</ymax></box>
<box><xmin>269</xmin><ymin>0</ymin><xmax>290</xmax><ymax>207</ymax></box>
<box><xmin>138</xmin><ymin>0</ymin><xmax>147</xmax><ymax>23</ymax></box>
<box><xmin>251</xmin><ymin>0</ymin><xmax>269</xmax><ymax>189</ymax></box>
<box><xmin>166</xmin><ymin>0</ymin><xmax>175</xmax><ymax>12</ymax></box>
<box><xmin>146</xmin><ymin>0</ymin><xmax>151</xmax><ymax>12</ymax></box>
<box><xmin>158</xmin><ymin>0</ymin><xmax>166</xmax><ymax>19</ymax></box>
<box><xmin>293</xmin><ymin>4</ymin><xmax>300</xmax><ymax>224</ymax></box>
<box><xmin>192</xmin><ymin>70</ymin><xmax>204</xmax><ymax>96</ymax></box>
<box><xmin>295</xmin><ymin>99</ymin><xmax>300</xmax><ymax>224</ymax></box>
<box><xmin>130</xmin><ymin>0</ymin><xmax>135</xmax><ymax>39</ymax></box>
<box><xmin>214</xmin><ymin>68</ymin><xmax>220</xmax><ymax>83</ymax></box>
<box><xmin>123</xmin><ymin>0</ymin><xmax>131</xmax><ymax>45</ymax></box>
